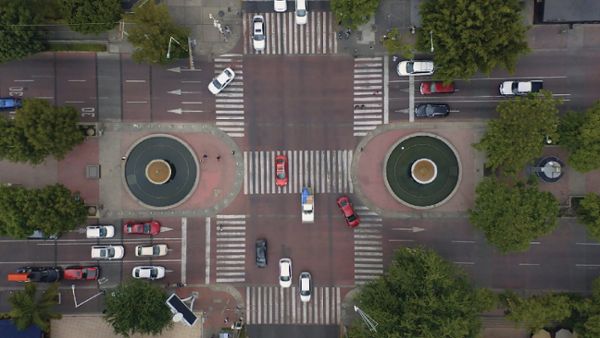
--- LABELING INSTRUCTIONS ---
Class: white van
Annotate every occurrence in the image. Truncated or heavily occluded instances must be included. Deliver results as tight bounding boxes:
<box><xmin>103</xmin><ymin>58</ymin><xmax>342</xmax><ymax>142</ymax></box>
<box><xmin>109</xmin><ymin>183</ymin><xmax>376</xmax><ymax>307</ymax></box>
<box><xmin>295</xmin><ymin>0</ymin><xmax>307</xmax><ymax>25</ymax></box>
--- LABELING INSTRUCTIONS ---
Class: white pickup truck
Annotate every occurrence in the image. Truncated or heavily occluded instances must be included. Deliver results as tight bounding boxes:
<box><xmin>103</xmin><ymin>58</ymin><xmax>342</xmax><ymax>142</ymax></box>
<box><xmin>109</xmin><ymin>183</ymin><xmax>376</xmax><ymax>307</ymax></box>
<box><xmin>301</xmin><ymin>187</ymin><xmax>314</xmax><ymax>223</ymax></box>
<box><xmin>499</xmin><ymin>80</ymin><xmax>543</xmax><ymax>96</ymax></box>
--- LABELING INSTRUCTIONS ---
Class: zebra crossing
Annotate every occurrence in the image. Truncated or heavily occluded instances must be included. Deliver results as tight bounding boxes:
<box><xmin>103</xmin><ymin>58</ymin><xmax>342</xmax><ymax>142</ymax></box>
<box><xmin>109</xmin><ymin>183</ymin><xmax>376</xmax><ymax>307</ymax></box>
<box><xmin>215</xmin><ymin>214</ymin><xmax>246</xmax><ymax>283</ymax></box>
<box><xmin>245</xmin><ymin>286</ymin><xmax>341</xmax><ymax>325</ymax></box>
<box><xmin>243</xmin><ymin>150</ymin><xmax>353</xmax><ymax>195</ymax></box>
<box><xmin>353</xmin><ymin>57</ymin><xmax>384</xmax><ymax>137</ymax></box>
<box><xmin>243</xmin><ymin>11</ymin><xmax>338</xmax><ymax>55</ymax></box>
<box><xmin>354</xmin><ymin>207</ymin><xmax>384</xmax><ymax>285</ymax></box>
<box><xmin>214</xmin><ymin>54</ymin><xmax>245</xmax><ymax>138</ymax></box>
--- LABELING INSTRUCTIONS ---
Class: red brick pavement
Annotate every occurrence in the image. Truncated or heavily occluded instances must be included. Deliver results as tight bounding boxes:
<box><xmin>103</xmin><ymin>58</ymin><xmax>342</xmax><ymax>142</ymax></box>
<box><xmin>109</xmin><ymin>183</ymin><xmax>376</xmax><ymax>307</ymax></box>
<box><xmin>58</xmin><ymin>138</ymin><xmax>100</xmax><ymax>204</ymax></box>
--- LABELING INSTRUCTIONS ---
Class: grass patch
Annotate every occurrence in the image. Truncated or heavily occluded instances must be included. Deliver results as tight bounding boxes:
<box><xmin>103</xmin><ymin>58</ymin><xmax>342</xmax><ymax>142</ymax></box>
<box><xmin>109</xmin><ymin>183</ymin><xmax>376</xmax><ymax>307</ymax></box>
<box><xmin>47</xmin><ymin>43</ymin><xmax>107</xmax><ymax>52</ymax></box>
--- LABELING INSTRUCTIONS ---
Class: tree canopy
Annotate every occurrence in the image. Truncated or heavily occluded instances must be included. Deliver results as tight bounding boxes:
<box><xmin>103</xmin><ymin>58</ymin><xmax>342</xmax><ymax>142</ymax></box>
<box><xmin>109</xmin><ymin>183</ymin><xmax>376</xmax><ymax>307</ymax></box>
<box><xmin>331</xmin><ymin>0</ymin><xmax>381</xmax><ymax>30</ymax></box>
<box><xmin>349</xmin><ymin>247</ymin><xmax>490</xmax><ymax>338</ymax></box>
<box><xmin>418</xmin><ymin>0</ymin><xmax>529</xmax><ymax>81</ymax></box>
<box><xmin>0</xmin><ymin>184</ymin><xmax>87</xmax><ymax>239</ymax></box>
<box><xmin>127</xmin><ymin>1</ymin><xmax>189</xmax><ymax>65</ymax></box>
<box><xmin>576</xmin><ymin>193</ymin><xmax>600</xmax><ymax>242</ymax></box>
<box><xmin>474</xmin><ymin>91</ymin><xmax>561</xmax><ymax>175</ymax></box>
<box><xmin>60</xmin><ymin>0</ymin><xmax>121</xmax><ymax>34</ymax></box>
<box><xmin>469</xmin><ymin>178</ymin><xmax>559</xmax><ymax>253</ymax></box>
<box><xmin>504</xmin><ymin>291</ymin><xmax>573</xmax><ymax>332</ymax></box>
<box><xmin>9</xmin><ymin>283</ymin><xmax>61</xmax><ymax>332</ymax></box>
<box><xmin>558</xmin><ymin>102</ymin><xmax>600</xmax><ymax>172</ymax></box>
<box><xmin>0</xmin><ymin>99</ymin><xmax>84</xmax><ymax>164</ymax></box>
<box><xmin>104</xmin><ymin>279</ymin><xmax>173</xmax><ymax>337</ymax></box>
<box><xmin>0</xmin><ymin>0</ymin><xmax>46</xmax><ymax>64</ymax></box>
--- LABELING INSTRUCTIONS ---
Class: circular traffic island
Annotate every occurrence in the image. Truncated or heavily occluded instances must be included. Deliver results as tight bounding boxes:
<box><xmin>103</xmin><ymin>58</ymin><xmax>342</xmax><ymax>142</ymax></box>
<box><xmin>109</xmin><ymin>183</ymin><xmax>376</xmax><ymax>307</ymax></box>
<box><xmin>124</xmin><ymin>134</ymin><xmax>199</xmax><ymax>209</ymax></box>
<box><xmin>384</xmin><ymin>133</ymin><xmax>461</xmax><ymax>209</ymax></box>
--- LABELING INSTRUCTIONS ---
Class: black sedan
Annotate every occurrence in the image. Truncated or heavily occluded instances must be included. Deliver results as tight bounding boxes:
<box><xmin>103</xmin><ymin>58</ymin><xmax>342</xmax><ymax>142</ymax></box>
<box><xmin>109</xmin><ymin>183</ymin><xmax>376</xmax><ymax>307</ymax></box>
<box><xmin>15</xmin><ymin>267</ymin><xmax>63</xmax><ymax>283</ymax></box>
<box><xmin>256</xmin><ymin>239</ymin><xmax>267</xmax><ymax>268</ymax></box>
<box><xmin>415</xmin><ymin>103</ymin><xmax>450</xmax><ymax>118</ymax></box>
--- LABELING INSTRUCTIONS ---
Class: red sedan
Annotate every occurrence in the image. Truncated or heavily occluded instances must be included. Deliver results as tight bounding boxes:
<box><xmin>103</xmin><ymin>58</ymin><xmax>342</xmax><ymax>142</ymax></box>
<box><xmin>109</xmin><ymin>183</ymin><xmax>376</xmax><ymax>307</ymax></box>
<box><xmin>275</xmin><ymin>155</ymin><xmax>289</xmax><ymax>187</ymax></box>
<box><xmin>123</xmin><ymin>220</ymin><xmax>161</xmax><ymax>235</ymax></box>
<box><xmin>419</xmin><ymin>81</ymin><xmax>455</xmax><ymax>95</ymax></box>
<box><xmin>336</xmin><ymin>196</ymin><xmax>360</xmax><ymax>228</ymax></box>
<box><xmin>64</xmin><ymin>266</ymin><xmax>99</xmax><ymax>280</ymax></box>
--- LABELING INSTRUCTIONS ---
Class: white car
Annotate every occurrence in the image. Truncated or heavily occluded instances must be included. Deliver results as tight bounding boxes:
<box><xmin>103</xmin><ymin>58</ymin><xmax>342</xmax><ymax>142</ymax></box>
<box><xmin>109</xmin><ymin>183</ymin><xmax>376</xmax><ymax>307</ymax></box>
<box><xmin>295</xmin><ymin>0</ymin><xmax>307</xmax><ymax>25</ymax></box>
<box><xmin>252</xmin><ymin>15</ymin><xmax>266</xmax><ymax>52</ymax></box>
<box><xmin>299</xmin><ymin>272</ymin><xmax>312</xmax><ymax>302</ymax></box>
<box><xmin>208</xmin><ymin>67</ymin><xmax>235</xmax><ymax>95</ymax></box>
<box><xmin>132</xmin><ymin>266</ymin><xmax>165</xmax><ymax>280</ymax></box>
<box><xmin>91</xmin><ymin>245</ymin><xmax>124</xmax><ymax>260</ymax></box>
<box><xmin>135</xmin><ymin>244</ymin><xmax>168</xmax><ymax>257</ymax></box>
<box><xmin>86</xmin><ymin>225</ymin><xmax>115</xmax><ymax>238</ymax></box>
<box><xmin>397</xmin><ymin>60</ymin><xmax>434</xmax><ymax>76</ymax></box>
<box><xmin>279</xmin><ymin>258</ymin><xmax>292</xmax><ymax>288</ymax></box>
<box><xmin>274</xmin><ymin>0</ymin><xmax>287</xmax><ymax>12</ymax></box>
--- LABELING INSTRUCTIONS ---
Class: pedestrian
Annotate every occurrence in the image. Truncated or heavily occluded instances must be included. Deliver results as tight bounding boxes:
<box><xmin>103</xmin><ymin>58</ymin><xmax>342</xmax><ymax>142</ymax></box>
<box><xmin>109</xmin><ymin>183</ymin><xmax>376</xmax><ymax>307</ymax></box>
<box><xmin>121</xmin><ymin>156</ymin><xmax>126</xmax><ymax>161</ymax></box>
<box><xmin>354</xmin><ymin>104</ymin><xmax>359</xmax><ymax>109</ymax></box>
<box><xmin>203</xmin><ymin>154</ymin><xmax>208</xmax><ymax>159</ymax></box>
<box><xmin>232</xmin><ymin>150</ymin><xmax>236</xmax><ymax>155</ymax></box>
<box><xmin>217</xmin><ymin>155</ymin><xmax>221</xmax><ymax>161</ymax></box>
<box><xmin>360</xmin><ymin>104</ymin><xmax>366</xmax><ymax>109</ymax></box>
<box><xmin>224</xmin><ymin>317</ymin><xmax>229</xmax><ymax>323</ymax></box>
<box><xmin>218</xmin><ymin>224</ymin><xmax>223</xmax><ymax>232</ymax></box>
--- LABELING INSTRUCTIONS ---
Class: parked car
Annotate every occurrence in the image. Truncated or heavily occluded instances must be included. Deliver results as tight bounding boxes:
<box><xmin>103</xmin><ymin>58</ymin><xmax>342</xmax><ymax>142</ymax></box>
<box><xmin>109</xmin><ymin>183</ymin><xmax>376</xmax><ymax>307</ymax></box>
<box><xmin>135</xmin><ymin>244</ymin><xmax>168</xmax><ymax>257</ymax></box>
<box><xmin>299</xmin><ymin>272</ymin><xmax>312</xmax><ymax>302</ymax></box>
<box><xmin>420</xmin><ymin>81</ymin><xmax>455</xmax><ymax>95</ymax></box>
<box><xmin>295</xmin><ymin>0</ymin><xmax>307</xmax><ymax>25</ymax></box>
<box><xmin>275</xmin><ymin>154</ymin><xmax>289</xmax><ymax>186</ymax></box>
<box><xmin>91</xmin><ymin>245</ymin><xmax>125</xmax><ymax>260</ymax></box>
<box><xmin>8</xmin><ymin>267</ymin><xmax>62</xmax><ymax>283</ymax></box>
<box><xmin>64</xmin><ymin>266</ymin><xmax>99</xmax><ymax>280</ymax></box>
<box><xmin>414</xmin><ymin>103</ymin><xmax>450</xmax><ymax>118</ymax></box>
<box><xmin>27</xmin><ymin>229</ymin><xmax>59</xmax><ymax>240</ymax></box>
<box><xmin>279</xmin><ymin>258</ymin><xmax>292</xmax><ymax>287</ymax></box>
<box><xmin>123</xmin><ymin>221</ymin><xmax>161</xmax><ymax>235</ymax></box>
<box><xmin>274</xmin><ymin>0</ymin><xmax>287</xmax><ymax>12</ymax></box>
<box><xmin>0</xmin><ymin>97</ymin><xmax>22</xmax><ymax>111</ymax></box>
<box><xmin>499</xmin><ymin>80</ymin><xmax>543</xmax><ymax>96</ymax></box>
<box><xmin>86</xmin><ymin>224</ymin><xmax>115</xmax><ymax>238</ymax></box>
<box><xmin>256</xmin><ymin>239</ymin><xmax>267</xmax><ymax>268</ymax></box>
<box><xmin>132</xmin><ymin>266</ymin><xmax>165</xmax><ymax>280</ymax></box>
<box><xmin>208</xmin><ymin>68</ymin><xmax>235</xmax><ymax>95</ymax></box>
<box><xmin>252</xmin><ymin>15</ymin><xmax>266</xmax><ymax>51</ymax></box>
<box><xmin>336</xmin><ymin>196</ymin><xmax>360</xmax><ymax>228</ymax></box>
<box><xmin>397</xmin><ymin>60</ymin><xmax>434</xmax><ymax>76</ymax></box>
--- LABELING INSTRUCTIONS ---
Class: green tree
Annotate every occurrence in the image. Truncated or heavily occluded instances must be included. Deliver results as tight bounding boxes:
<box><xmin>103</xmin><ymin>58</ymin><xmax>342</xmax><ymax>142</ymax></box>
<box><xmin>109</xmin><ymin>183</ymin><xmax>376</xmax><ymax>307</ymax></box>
<box><xmin>474</xmin><ymin>91</ymin><xmax>561</xmax><ymax>175</ymax></box>
<box><xmin>469</xmin><ymin>178</ymin><xmax>559</xmax><ymax>253</ymax></box>
<box><xmin>127</xmin><ymin>1</ymin><xmax>189</xmax><ymax>65</ymax></box>
<box><xmin>9</xmin><ymin>283</ymin><xmax>61</xmax><ymax>332</ymax></box>
<box><xmin>60</xmin><ymin>0</ymin><xmax>121</xmax><ymax>34</ymax></box>
<box><xmin>348</xmin><ymin>247</ymin><xmax>489</xmax><ymax>338</ymax></box>
<box><xmin>331</xmin><ymin>0</ymin><xmax>381</xmax><ymax>30</ymax></box>
<box><xmin>558</xmin><ymin>102</ymin><xmax>600</xmax><ymax>172</ymax></box>
<box><xmin>0</xmin><ymin>184</ymin><xmax>86</xmax><ymax>238</ymax></box>
<box><xmin>572</xmin><ymin>278</ymin><xmax>600</xmax><ymax>338</ymax></box>
<box><xmin>503</xmin><ymin>291</ymin><xmax>573</xmax><ymax>332</ymax></box>
<box><xmin>418</xmin><ymin>0</ymin><xmax>529</xmax><ymax>82</ymax></box>
<box><xmin>381</xmin><ymin>28</ymin><xmax>414</xmax><ymax>59</ymax></box>
<box><xmin>104</xmin><ymin>279</ymin><xmax>173</xmax><ymax>337</ymax></box>
<box><xmin>0</xmin><ymin>0</ymin><xmax>46</xmax><ymax>63</ymax></box>
<box><xmin>576</xmin><ymin>193</ymin><xmax>600</xmax><ymax>242</ymax></box>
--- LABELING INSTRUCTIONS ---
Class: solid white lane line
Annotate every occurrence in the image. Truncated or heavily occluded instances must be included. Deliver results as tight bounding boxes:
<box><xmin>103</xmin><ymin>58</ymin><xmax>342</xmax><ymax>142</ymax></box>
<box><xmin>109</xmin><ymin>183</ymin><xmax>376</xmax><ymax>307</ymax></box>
<box><xmin>205</xmin><ymin>217</ymin><xmax>210</xmax><ymax>284</ymax></box>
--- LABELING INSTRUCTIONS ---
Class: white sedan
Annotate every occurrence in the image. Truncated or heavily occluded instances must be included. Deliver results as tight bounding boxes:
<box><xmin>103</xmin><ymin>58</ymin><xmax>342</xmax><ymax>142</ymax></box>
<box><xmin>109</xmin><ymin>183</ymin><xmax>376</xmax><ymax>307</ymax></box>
<box><xmin>274</xmin><ymin>0</ymin><xmax>287</xmax><ymax>12</ymax></box>
<box><xmin>86</xmin><ymin>225</ymin><xmax>115</xmax><ymax>238</ymax></box>
<box><xmin>208</xmin><ymin>67</ymin><xmax>235</xmax><ymax>95</ymax></box>
<box><xmin>132</xmin><ymin>266</ymin><xmax>166</xmax><ymax>280</ymax></box>
<box><xmin>279</xmin><ymin>258</ymin><xmax>292</xmax><ymax>288</ymax></box>
<box><xmin>91</xmin><ymin>245</ymin><xmax>124</xmax><ymax>260</ymax></box>
<box><xmin>252</xmin><ymin>15</ymin><xmax>266</xmax><ymax>52</ymax></box>
<box><xmin>397</xmin><ymin>60</ymin><xmax>434</xmax><ymax>76</ymax></box>
<box><xmin>135</xmin><ymin>244</ymin><xmax>168</xmax><ymax>257</ymax></box>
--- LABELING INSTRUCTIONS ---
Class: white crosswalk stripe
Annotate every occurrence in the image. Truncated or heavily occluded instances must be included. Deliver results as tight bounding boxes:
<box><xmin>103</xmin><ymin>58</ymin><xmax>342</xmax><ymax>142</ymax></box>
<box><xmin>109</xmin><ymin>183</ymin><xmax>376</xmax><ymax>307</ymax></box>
<box><xmin>215</xmin><ymin>215</ymin><xmax>246</xmax><ymax>283</ymax></box>
<box><xmin>214</xmin><ymin>54</ymin><xmax>245</xmax><ymax>138</ymax></box>
<box><xmin>245</xmin><ymin>286</ymin><xmax>341</xmax><ymax>324</ymax></box>
<box><xmin>243</xmin><ymin>11</ymin><xmax>337</xmax><ymax>55</ymax></box>
<box><xmin>243</xmin><ymin>150</ymin><xmax>353</xmax><ymax>195</ymax></box>
<box><xmin>354</xmin><ymin>206</ymin><xmax>383</xmax><ymax>285</ymax></box>
<box><xmin>353</xmin><ymin>57</ymin><xmax>384</xmax><ymax>137</ymax></box>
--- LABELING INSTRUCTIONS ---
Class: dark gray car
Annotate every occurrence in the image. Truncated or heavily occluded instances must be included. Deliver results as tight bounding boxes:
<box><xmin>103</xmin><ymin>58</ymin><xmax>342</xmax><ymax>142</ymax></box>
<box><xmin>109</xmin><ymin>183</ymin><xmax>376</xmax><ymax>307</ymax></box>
<box><xmin>415</xmin><ymin>103</ymin><xmax>450</xmax><ymax>118</ymax></box>
<box><xmin>256</xmin><ymin>239</ymin><xmax>267</xmax><ymax>268</ymax></box>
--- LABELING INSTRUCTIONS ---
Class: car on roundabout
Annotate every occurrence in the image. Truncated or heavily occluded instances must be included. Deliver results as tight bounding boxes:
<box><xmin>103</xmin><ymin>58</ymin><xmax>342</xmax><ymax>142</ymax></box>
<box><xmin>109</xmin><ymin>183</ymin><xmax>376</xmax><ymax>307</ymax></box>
<box><xmin>336</xmin><ymin>196</ymin><xmax>360</xmax><ymax>228</ymax></box>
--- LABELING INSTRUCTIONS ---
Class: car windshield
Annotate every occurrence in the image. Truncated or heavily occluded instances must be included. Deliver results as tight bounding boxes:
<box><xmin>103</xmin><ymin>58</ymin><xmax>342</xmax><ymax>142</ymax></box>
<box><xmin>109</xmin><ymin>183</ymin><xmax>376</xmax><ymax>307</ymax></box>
<box><xmin>212</xmin><ymin>79</ymin><xmax>222</xmax><ymax>89</ymax></box>
<box><xmin>153</xmin><ymin>246</ymin><xmax>160</xmax><ymax>255</ymax></box>
<box><xmin>297</xmin><ymin>9</ymin><xmax>306</xmax><ymax>16</ymax></box>
<box><xmin>107</xmin><ymin>248</ymin><xmax>114</xmax><ymax>257</ymax></box>
<box><xmin>98</xmin><ymin>228</ymin><xmax>106</xmax><ymax>236</ymax></box>
<box><xmin>150</xmin><ymin>269</ymin><xmax>157</xmax><ymax>278</ymax></box>
<box><xmin>406</xmin><ymin>62</ymin><xmax>414</xmax><ymax>73</ymax></box>
<box><xmin>347</xmin><ymin>214</ymin><xmax>357</xmax><ymax>222</ymax></box>
<box><xmin>255</xmin><ymin>34</ymin><xmax>265</xmax><ymax>41</ymax></box>
<box><xmin>339</xmin><ymin>199</ymin><xmax>348</xmax><ymax>207</ymax></box>
<box><xmin>143</xmin><ymin>223</ymin><xmax>150</xmax><ymax>233</ymax></box>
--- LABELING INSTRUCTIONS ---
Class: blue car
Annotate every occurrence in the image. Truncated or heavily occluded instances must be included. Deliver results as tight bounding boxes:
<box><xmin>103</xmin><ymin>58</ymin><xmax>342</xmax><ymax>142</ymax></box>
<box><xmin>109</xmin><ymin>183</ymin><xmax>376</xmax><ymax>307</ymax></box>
<box><xmin>0</xmin><ymin>97</ymin><xmax>22</xmax><ymax>111</ymax></box>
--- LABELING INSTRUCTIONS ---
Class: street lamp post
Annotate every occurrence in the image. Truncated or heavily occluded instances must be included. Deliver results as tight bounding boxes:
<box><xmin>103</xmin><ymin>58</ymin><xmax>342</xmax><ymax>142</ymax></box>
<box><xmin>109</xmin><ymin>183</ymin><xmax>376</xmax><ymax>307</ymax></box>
<box><xmin>429</xmin><ymin>30</ymin><xmax>434</xmax><ymax>53</ymax></box>
<box><xmin>167</xmin><ymin>36</ymin><xmax>186</xmax><ymax>59</ymax></box>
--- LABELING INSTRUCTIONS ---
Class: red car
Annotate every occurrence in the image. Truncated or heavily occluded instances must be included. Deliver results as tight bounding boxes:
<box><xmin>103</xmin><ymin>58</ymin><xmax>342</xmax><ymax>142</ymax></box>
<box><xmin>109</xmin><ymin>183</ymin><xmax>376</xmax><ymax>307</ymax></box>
<box><xmin>123</xmin><ymin>220</ymin><xmax>161</xmax><ymax>235</ymax></box>
<box><xmin>419</xmin><ymin>81</ymin><xmax>455</xmax><ymax>95</ymax></box>
<box><xmin>336</xmin><ymin>196</ymin><xmax>360</xmax><ymax>228</ymax></box>
<box><xmin>275</xmin><ymin>155</ymin><xmax>289</xmax><ymax>187</ymax></box>
<box><xmin>64</xmin><ymin>266</ymin><xmax>99</xmax><ymax>280</ymax></box>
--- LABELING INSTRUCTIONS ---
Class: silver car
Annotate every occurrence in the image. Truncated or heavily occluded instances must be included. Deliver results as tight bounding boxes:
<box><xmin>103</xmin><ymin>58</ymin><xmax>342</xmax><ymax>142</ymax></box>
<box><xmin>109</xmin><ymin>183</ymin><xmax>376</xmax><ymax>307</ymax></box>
<box><xmin>252</xmin><ymin>15</ymin><xmax>266</xmax><ymax>51</ymax></box>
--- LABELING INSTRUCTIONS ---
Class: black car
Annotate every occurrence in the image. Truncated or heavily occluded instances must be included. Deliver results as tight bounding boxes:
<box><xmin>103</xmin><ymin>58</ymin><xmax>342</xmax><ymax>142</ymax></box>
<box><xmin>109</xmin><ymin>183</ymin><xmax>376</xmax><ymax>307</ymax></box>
<box><xmin>255</xmin><ymin>239</ymin><xmax>267</xmax><ymax>268</ymax></box>
<box><xmin>16</xmin><ymin>267</ymin><xmax>63</xmax><ymax>283</ymax></box>
<box><xmin>415</xmin><ymin>103</ymin><xmax>450</xmax><ymax>118</ymax></box>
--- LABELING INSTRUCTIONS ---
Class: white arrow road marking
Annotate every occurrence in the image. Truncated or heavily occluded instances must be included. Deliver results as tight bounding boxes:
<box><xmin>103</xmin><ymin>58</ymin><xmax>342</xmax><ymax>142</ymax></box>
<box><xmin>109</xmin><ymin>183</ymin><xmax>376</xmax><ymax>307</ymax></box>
<box><xmin>392</xmin><ymin>227</ymin><xmax>425</xmax><ymax>233</ymax></box>
<box><xmin>168</xmin><ymin>89</ymin><xmax>203</xmax><ymax>95</ymax></box>
<box><xmin>168</xmin><ymin>108</ymin><xmax>204</xmax><ymax>114</ymax></box>
<box><xmin>168</xmin><ymin>67</ymin><xmax>202</xmax><ymax>73</ymax></box>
